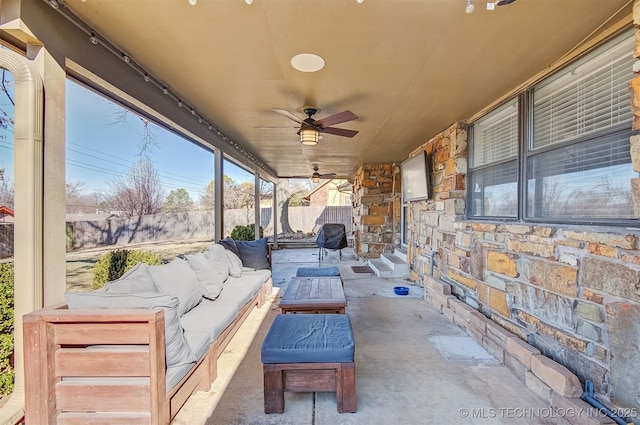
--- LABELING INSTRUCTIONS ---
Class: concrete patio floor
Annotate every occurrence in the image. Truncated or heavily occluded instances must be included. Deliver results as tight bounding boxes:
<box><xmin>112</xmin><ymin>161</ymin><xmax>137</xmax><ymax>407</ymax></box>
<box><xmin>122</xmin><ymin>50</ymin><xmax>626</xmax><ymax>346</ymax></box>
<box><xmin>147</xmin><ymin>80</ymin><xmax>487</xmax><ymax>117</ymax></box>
<box><xmin>171</xmin><ymin>247</ymin><xmax>574</xmax><ymax>425</ymax></box>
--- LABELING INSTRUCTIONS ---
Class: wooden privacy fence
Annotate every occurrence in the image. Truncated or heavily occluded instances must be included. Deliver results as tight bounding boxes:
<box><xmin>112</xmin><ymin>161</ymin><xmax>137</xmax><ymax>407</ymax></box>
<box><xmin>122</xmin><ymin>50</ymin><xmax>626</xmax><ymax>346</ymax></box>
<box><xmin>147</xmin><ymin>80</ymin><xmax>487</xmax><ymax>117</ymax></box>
<box><xmin>287</xmin><ymin>206</ymin><xmax>352</xmax><ymax>235</ymax></box>
<box><xmin>67</xmin><ymin>206</ymin><xmax>352</xmax><ymax>250</ymax></box>
<box><xmin>67</xmin><ymin>210</ymin><xmax>216</xmax><ymax>250</ymax></box>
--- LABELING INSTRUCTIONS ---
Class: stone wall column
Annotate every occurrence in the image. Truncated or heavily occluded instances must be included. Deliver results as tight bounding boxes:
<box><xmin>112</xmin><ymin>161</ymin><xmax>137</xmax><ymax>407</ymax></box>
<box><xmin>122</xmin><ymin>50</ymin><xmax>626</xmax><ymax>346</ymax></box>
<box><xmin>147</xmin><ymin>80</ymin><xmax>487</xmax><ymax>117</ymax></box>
<box><xmin>351</xmin><ymin>164</ymin><xmax>399</xmax><ymax>259</ymax></box>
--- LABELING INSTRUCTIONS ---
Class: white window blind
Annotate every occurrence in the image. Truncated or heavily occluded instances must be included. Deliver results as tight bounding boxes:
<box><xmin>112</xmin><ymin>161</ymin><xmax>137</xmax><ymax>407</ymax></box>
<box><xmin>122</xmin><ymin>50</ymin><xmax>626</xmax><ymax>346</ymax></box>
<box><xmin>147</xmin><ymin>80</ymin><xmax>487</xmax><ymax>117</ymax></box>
<box><xmin>532</xmin><ymin>35</ymin><xmax>634</xmax><ymax>149</ymax></box>
<box><xmin>470</xmin><ymin>98</ymin><xmax>518</xmax><ymax>168</ymax></box>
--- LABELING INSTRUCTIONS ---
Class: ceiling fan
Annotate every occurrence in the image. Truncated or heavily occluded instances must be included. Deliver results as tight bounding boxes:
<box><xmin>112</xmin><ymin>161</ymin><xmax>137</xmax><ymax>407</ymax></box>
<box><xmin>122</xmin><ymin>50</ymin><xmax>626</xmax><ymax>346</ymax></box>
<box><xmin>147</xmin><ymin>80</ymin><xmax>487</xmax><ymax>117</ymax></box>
<box><xmin>282</xmin><ymin>166</ymin><xmax>337</xmax><ymax>182</ymax></box>
<box><xmin>272</xmin><ymin>107</ymin><xmax>359</xmax><ymax>145</ymax></box>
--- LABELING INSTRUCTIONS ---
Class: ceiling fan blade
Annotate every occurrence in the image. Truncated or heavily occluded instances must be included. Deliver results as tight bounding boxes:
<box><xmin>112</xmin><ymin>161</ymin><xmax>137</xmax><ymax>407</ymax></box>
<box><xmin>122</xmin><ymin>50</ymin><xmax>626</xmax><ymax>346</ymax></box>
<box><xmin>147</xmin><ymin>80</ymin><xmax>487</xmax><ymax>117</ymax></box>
<box><xmin>322</xmin><ymin>127</ymin><xmax>359</xmax><ymax>138</ymax></box>
<box><xmin>314</xmin><ymin>110</ymin><xmax>358</xmax><ymax>127</ymax></box>
<box><xmin>272</xmin><ymin>108</ymin><xmax>305</xmax><ymax>125</ymax></box>
<box><xmin>253</xmin><ymin>125</ymin><xmax>298</xmax><ymax>129</ymax></box>
<box><xmin>319</xmin><ymin>173</ymin><xmax>337</xmax><ymax>179</ymax></box>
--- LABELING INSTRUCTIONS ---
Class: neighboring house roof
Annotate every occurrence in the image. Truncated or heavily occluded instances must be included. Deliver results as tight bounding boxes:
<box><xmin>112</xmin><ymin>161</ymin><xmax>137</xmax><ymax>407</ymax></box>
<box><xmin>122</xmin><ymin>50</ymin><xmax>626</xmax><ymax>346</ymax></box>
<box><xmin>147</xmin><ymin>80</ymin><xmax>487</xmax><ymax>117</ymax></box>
<box><xmin>304</xmin><ymin>180</ymin><xmax>333</xmax><ymax>201</ymax></box>
<box><xmin>304</xmin><ymin>179</ymin><xmax>352</xmax><ymax>201</ymax></box>
<box><xmin>0</xmin><ymin>206</ymin><xmax>14</xmax><ymax>223</ymax></box>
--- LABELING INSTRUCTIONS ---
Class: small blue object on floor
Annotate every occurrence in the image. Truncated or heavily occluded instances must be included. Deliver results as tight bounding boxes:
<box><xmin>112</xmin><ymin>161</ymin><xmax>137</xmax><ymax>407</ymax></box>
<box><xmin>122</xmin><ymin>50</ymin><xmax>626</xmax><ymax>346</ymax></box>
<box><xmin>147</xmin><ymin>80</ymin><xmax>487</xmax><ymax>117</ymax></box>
<box><xmin>296</xmin><ymin>266</ymin><xmax>341</xmax><ymax>277</ymax></box>
<box><xmin>394</xmin><ymin>286</ymin><xmax>409</xmax><ymax>296</ymax></box>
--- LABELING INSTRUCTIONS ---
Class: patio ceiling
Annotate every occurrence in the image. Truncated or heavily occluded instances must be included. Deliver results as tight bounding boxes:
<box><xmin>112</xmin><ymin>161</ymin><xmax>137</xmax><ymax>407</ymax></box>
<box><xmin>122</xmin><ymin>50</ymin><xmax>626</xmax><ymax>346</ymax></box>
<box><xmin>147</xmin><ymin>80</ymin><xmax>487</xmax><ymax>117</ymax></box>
<box><xmin>58</xmin><ymin>0</ymin><xmax>631</xmax><ymax>180</ymax></box>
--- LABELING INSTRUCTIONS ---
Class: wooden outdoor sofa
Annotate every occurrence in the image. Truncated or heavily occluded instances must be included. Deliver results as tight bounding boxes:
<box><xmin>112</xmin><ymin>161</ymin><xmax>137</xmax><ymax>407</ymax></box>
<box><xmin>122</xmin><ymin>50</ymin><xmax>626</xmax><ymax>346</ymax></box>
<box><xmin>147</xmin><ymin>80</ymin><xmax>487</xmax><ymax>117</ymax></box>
<box><xmin>23</xmin><ymin>239</ymin><xmax>273</xmax><ymax>425</ymax></box>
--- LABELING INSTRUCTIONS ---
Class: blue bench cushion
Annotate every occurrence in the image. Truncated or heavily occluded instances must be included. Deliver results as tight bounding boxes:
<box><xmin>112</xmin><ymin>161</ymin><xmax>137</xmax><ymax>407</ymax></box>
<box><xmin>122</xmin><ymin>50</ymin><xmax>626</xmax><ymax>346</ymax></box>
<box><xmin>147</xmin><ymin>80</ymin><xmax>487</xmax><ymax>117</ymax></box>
<box><xmin>261</xmin><ymin>314</ymin><xmax>354</xmax><ymax>364</ymax></box>
<box><xmin>296</xmin><ymin>266</ymin><xmax>341</xmax><ymax>277</ymax></box>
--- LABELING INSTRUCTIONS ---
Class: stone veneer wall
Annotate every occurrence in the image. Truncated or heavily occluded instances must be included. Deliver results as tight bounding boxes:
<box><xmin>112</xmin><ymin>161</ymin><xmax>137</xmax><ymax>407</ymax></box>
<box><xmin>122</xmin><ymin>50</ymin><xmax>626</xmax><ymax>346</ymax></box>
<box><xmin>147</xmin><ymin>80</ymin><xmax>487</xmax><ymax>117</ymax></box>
<box><xmin>351</xmin><ymin>164</ymin><xmax>400</xmax><ymax>259</ymax></box>
<box><xmin>352</xmin><ymin>14</ymin><xmax>640</xmax><ymax>418</ymax></box>
<box><xmin>407</xmin><ymin>117</ymin><xmax>640</xmax><ymax>413</ymax></box>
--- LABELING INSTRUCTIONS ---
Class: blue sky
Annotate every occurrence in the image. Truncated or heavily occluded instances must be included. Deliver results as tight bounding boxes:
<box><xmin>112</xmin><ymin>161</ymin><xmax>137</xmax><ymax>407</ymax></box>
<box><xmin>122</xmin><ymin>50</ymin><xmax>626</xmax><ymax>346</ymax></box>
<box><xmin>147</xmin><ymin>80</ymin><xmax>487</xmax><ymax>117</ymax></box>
<box><xmin>1</xmin><ymin>75</ymin><xmax>276</xmax><ymax>204</ymax></box>
<box><xmin>65</xmin><ymin>79</ymin><xmax>253</xmax><ymax>201</ymax></box>
<box><xmin>0</xmin><ymin>70</ymin><xmax>14</xmax><ymax>182</ymax></box>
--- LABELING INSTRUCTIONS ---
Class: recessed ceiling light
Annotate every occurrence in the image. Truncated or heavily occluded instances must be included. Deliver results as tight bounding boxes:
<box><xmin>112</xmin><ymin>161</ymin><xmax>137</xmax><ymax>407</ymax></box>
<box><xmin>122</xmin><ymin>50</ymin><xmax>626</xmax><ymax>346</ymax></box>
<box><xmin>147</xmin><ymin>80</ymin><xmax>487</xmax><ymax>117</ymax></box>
<box><xmin>291</xmin><ymin>53</ymin><xmax>325</xmax><ymax>73</ymax></box>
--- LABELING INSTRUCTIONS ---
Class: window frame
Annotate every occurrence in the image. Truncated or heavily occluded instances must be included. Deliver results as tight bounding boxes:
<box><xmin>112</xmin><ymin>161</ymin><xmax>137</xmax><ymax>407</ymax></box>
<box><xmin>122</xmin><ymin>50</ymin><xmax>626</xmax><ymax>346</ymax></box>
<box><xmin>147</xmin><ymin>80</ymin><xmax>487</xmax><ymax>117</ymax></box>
<box><xmin>467</xmin><ymin>97</ymin><xmax>521</xmax><ymax>220</ymax></box>
<box><xmin>467</xmin><ymin>30</ymin><xmax>638</xmax><ymax>227</ymax></box>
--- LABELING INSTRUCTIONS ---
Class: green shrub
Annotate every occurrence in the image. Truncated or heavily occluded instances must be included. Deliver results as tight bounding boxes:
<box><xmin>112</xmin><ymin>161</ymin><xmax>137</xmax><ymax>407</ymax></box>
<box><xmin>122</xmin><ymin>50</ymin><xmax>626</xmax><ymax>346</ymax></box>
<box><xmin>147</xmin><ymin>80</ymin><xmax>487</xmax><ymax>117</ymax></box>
<box><xmin>0</xmin><ymin>262</ymin><xmax>13</xmax><ymax>397</ymax></box>
<box><xmin>230</xmin><ymin>224</ymin><xmax>263</xmax><ymax>241</ymax></box>
<box><xmin>91</xmin><ymin>249</ymin><xmax>161</xmax><ymax>289</ymax></box>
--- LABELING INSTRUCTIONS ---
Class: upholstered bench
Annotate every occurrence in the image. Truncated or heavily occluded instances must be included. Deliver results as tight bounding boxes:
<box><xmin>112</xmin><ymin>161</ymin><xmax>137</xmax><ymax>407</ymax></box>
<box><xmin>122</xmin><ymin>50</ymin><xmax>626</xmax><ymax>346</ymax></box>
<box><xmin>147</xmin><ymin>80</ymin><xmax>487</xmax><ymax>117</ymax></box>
<box><xmin>261</xmin><ymin>314</ymin><xmax>356</xmax><ymax>413</ymax></box>
<box><xmin>296</xmin><ymin>266</ymin><xmax>343</xmax><ymax>288</ymax></box>
<box><xmin>296</xmin><ymin>266</ymin><xmax>341</xmax><ymax>277</ymax></box>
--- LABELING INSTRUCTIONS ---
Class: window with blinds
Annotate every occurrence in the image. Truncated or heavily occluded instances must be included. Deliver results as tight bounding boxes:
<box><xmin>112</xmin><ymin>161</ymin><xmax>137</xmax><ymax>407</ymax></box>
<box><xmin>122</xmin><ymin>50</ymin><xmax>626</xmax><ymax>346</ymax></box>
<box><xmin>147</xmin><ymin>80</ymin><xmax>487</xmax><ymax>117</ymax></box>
<box><xmin>470</xmin><ymin>98</ymin><xmax>518</xmax><ymax>168</ymax></box>
<box><xmin>527</xmin><ymin>31</ymin><xmax>635</xmax><ymax>221</ymax></box>
<box><xmin>468</xmin><ymin>98</ymin><xmax>518</xmax><ymax>218</ymax></box>
<box><xmin>532</xmin><ymin>35</ymin><xmax>633</xmax><ymax>150</ymax></box>
<box><xmin>468</xmin><ymin>29</ymin><xmax>636</xmax><ymax>223</ymax></box>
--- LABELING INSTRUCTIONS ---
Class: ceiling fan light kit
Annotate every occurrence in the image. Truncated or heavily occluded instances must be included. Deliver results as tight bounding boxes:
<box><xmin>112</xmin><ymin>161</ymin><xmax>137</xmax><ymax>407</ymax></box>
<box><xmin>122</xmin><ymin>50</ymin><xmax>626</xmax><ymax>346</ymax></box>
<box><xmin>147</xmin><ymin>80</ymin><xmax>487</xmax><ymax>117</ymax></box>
<box><xmin>273</xmin><ymin>106</ymin><xmax>359</xmax><ymax>148</ymax></box>
<box><xmin>300</xmin><ymin>126</ymin><xmax>320</xmax><ymax>145</ymax></box>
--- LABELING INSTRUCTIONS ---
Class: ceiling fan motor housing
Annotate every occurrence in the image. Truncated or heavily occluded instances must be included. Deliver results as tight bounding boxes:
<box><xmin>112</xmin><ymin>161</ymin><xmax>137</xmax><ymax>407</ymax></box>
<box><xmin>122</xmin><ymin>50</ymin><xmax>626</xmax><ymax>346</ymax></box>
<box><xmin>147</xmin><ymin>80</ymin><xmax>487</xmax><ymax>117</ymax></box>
<box><xmin>303</xmin><ymin>107</ymin><xmax>319</xmax><ymax>117</ymax></box>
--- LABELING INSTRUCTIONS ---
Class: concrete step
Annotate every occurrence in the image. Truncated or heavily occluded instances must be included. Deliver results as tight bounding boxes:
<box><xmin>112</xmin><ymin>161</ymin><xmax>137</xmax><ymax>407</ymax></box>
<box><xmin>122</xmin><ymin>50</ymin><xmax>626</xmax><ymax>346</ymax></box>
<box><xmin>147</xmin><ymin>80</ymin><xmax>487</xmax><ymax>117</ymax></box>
<box><xmin>367</xmin><ymin>258</ymin><xmax>394</xmax><ymax>277</ymax></box>
<box><xmin>393</xmin><ymin>248</ymin><xmax>408</xmax><ymax>262</ymax></box>
<box><xmin>381</xmin><ymin>253</ymin><xmax>410</xmax><ymax>276</ymax></box>
<box><xmin>368</xmin><ymin>253</ymin><xmax>410</xmax><ymax>278</ymax></box>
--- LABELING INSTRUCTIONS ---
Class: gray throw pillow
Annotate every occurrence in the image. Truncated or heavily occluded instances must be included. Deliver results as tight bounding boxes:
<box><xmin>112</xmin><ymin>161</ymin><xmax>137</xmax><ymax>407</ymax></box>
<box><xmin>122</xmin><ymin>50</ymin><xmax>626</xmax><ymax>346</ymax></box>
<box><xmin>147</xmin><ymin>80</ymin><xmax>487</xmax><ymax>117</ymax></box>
<box><xmin>148</xmin><ymin>257</ymin><xmax>204</xmax><ymax>316</ymax></box>
<box><xmin>65</xmin><ymin>291</ymin><xmax>197</xmax><ymax>367</ymax></box>
<box><xmin>235</xmin><ymin>237</ymin><xmax>270</xmax><ymax>270</ymax></box>
<box><xmin>102</xmin><ymin>262</ymin><xmax>158</xmax><ymax>294</ymax></box>
<box><xmin>225</xmin><ymin>250</ymin><xmax>243</xmax><ymax>278</ymax></box>
<box><xmin>184</xmin><ymin>252</ymin><xmax>225</xmax><ymax>300</ymax></box>
<box><xmin>203</xmin><ymin>244</ymin><xmax>230</xmax><ymax>282</ymax></box>
<box><xmin>217</xmin><ymin>237</ymin><xmax>240</xmax><ymax>257</ymax></box>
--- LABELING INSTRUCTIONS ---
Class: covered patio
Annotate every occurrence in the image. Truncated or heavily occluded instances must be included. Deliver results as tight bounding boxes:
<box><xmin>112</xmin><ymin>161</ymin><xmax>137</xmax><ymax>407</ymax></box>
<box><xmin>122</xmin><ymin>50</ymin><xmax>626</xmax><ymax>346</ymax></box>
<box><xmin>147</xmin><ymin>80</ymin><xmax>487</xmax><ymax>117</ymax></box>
<box><xmin>1</xmin><ymin>0</ymin><xmax>639</xmax><ymax>424</ymax></box>
<box><xmin>171</xmin><ymin>247</ymin><xmax>594</xmax><ymax>425</ymax></box>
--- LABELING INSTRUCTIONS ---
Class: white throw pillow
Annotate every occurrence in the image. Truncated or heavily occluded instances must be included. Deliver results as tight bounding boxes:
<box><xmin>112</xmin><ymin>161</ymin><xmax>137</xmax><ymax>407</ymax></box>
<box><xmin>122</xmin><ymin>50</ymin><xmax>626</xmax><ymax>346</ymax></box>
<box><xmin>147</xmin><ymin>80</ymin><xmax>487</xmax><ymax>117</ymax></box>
<box><xmin>149</xmin><ymin>257</ymin><xmax>204</xmax><ymax>316</ymax></box>
<box><xmin>202</xmin><ymin>243</ymin><xmax>231</xmax><ymax>282</ymax></box>
<box><xmin>225</xmin><ymin>250</ymin><xmax>243</xmax><ymax>278</ymax></box>
<box><xmin>184</xmin><ymin>253</ymin><xmax>224</xmax><ymax>300</ymax></box>
<box><xmin>102</xmin><ymin>262</ymin><xmax>158</xmax><ymax>294</ymax></box>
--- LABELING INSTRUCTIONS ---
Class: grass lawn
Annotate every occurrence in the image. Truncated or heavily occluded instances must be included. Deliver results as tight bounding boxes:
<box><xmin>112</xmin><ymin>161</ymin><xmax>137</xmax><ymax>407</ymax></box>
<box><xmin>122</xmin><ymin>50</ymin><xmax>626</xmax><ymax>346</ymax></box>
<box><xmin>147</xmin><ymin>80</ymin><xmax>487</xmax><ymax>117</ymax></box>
<box><xmin>65</xmin><ymin>238</ymin><xmax>215</xmax><ymax>292</ymax></box>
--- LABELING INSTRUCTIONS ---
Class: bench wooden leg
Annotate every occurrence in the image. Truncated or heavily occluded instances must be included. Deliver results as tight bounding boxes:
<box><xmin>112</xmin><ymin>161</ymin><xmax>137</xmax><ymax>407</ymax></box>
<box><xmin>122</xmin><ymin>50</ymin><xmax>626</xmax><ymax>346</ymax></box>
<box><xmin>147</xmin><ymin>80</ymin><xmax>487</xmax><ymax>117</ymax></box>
<box><xmin>263</xmin><ymin>364</ymin><xmax>284</xmax><ymax>413</ymax></box>
<box><xmin>338</xmin><ymin>362</ymin><xmax>356</xmax><ymax>413</ymax></box>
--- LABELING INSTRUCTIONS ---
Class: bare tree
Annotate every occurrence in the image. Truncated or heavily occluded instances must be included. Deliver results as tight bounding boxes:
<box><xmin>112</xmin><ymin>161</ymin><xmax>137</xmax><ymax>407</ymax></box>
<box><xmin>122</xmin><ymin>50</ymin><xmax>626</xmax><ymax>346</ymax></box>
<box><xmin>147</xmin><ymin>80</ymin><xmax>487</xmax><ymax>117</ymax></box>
<box><xmin>223</xmin><ymin>176</ymin><xmax>254</xmax><ymax>209</ymax></box>
<box><xmin>259</xmin><ymin>179</ymin><xmax>274</xmax><ymax>200</ymax></box>
<box><xmin>104</xmin><ymin>158</ymin><xmax>164</xmax><ymax>217</ymax></box>
<box><xmin>0</xmin><ymin>170</ymin><xmax>13</xmax><ymax>209</ymax></box>
<box><xmin>65</xmin><ymin>181</ymin><xmax>105</xmax><ymax>214</ymax></box>
<box><xmin>109</xmin><ymin>109</ymin><xmax>157</xmax><ymax>156</ymax></box>
<box><xmin>0</xmin><ymin>70</ymin><xmax>15</xmax><ymax>133</ymax></box>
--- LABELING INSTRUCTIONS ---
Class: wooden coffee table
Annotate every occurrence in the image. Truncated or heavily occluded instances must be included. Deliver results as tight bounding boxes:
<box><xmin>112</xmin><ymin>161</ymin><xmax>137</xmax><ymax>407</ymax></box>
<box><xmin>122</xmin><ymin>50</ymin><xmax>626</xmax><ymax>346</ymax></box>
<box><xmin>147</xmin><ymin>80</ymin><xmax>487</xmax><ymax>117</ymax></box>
<box><xmin>279</xmin><ymin>276</ymin><xmax>346</xmax><ymax>314</ymax></box>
